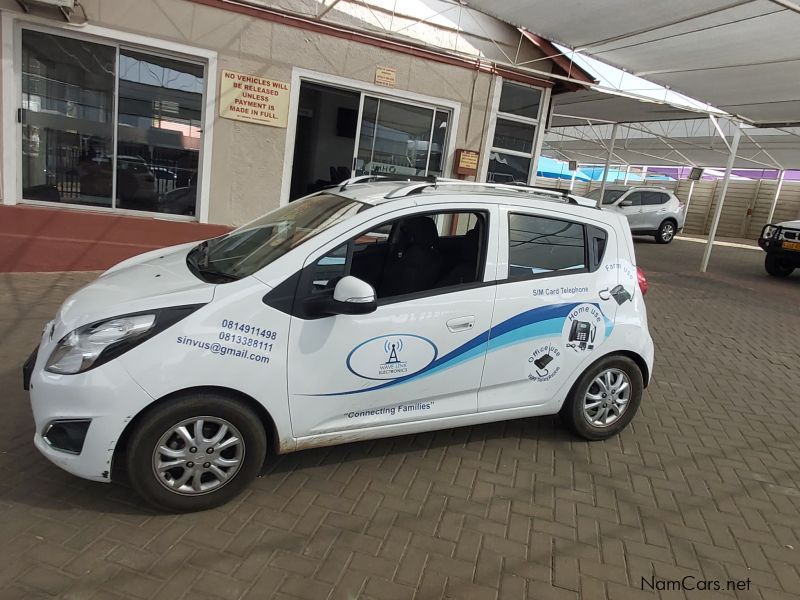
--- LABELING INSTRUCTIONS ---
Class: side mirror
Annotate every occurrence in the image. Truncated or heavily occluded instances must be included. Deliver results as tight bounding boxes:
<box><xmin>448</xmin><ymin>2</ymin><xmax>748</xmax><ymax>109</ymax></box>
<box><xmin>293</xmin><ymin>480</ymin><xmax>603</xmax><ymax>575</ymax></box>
<box><xmin>619</xmin><ymin>199</ymin><xmax>633</xmax><ymax>207</ymax></box>
<box><xmin>306</xmin><ymin>276</ymin><xmax>377</xmax><ymax>316</ymax></box>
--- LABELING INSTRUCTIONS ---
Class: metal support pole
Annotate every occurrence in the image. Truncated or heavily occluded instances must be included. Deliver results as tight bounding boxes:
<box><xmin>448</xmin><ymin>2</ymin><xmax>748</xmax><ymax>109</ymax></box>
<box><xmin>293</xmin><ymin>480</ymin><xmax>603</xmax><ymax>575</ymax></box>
<box><xmin>766</xmin><ymin>169</ymin><xmax>786</xmax><ymax>224</ymax></box>
<box><xmin>701</xmin><ymin>124</ymin><xmax>742</xmax><ymax>272</ymax></box>
<box><xmin>683</xmin><ymin>179</ymin><xmax>696</xmax><ymax>229</ymax></box>
<box><xmin>569</xmin><ymin>166</ymin><xmax>577</xmax><ymax>191</ymax></box>
<box><xmin>597</xmin><ymin>123</ymin><xmax>619</xmax><ymax>205</ymax></box>
<box><xmin>685</xmin><ymin>179</ymin><xmax>696</xmax><ymax>211</ymax></box>
<box><xmin>623</xmin><ymin>164</ymin><xmax>631</xmax><ymax>185</ymax></box>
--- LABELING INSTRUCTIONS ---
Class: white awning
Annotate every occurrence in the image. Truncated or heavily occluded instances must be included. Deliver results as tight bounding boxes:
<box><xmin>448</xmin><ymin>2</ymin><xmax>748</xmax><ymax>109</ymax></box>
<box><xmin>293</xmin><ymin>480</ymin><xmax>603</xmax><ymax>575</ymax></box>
<box><xmin>466</xmin><ymin>0</ymin><xmax>800</xmax><ymax>126</ymax></box>
<box><xmin>549</xmin><ymin>89</ymin><xmax>710</xmax><ymax>127</ymax></box>
<box><xmin>545</xmin><ymin>119</ymin><xmax>800</xmax><ymax>169</ymax></box>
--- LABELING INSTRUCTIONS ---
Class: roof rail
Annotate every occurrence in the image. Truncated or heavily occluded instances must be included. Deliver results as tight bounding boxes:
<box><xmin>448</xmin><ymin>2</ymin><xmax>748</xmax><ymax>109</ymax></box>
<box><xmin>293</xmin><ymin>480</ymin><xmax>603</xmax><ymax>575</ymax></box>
<box><xmin>384</xmin><ymin>180</ymin><xmax>581</xmax><ymax>205</ymax></box>
<box><xmin>337</xmin><ymin>174</ymin><xmax>434</xmax><ymax>192</ymax></box>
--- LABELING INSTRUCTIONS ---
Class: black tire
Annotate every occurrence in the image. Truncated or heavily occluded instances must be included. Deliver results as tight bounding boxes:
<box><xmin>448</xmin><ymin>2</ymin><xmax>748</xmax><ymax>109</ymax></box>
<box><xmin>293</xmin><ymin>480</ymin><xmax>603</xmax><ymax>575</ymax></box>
<box><xmin>559</xmin><ymin>355</ymin><xmax>643</xmax><ymax>441</ymax></box>
<box><xmin>765</xmin><ymin>254</ymin><xmax>794</xmax><ymax>277</ymax></box>
<box><xmin>655</xmin><ymin>220</ymin><xmax>677</xmax><ymax>244</ymax></box>
<box><xmin>126</xmin><ymin>392</ymin><xmax>266</xmax><ymax>512</ymax></box>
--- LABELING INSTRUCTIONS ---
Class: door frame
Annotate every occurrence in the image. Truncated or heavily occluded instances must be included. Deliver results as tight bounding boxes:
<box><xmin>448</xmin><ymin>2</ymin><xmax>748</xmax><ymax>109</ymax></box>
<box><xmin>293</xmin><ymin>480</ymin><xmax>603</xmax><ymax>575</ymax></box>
<box><xmin>279</xmin><ymin>68</ymin><xmax>461</xmax><ymax>206</ymax></box>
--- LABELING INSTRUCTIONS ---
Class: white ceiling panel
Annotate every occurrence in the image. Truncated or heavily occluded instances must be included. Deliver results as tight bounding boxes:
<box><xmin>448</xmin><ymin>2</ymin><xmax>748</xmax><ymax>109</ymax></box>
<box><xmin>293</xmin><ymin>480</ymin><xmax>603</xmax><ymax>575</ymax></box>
<box><xmin>550</xmin><ymin>90</ymin><xmax>703</xmax><ymax>126</ymax></box>
<box><xmin>544</xmin><ymin>120</ymin><xmax>800</xmax><ymax>168</ymax></box>
<box><xmin>466</xmin><ymin>0</ymin><xmax>800</xmax><ymax>124</ymax></box>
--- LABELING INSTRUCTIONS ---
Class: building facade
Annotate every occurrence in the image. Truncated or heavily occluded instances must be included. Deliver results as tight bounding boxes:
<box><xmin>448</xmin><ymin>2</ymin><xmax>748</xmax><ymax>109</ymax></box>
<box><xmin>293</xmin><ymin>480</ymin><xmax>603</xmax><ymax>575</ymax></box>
<box><xmin>1</xmin><ymin>0</ymin><xmax>592</xmax><ymax>227</ymax></box>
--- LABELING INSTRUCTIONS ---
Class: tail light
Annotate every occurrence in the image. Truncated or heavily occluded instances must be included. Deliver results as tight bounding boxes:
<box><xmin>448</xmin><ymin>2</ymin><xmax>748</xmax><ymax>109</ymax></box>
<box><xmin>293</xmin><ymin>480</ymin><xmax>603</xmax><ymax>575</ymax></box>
<box><xmin>637</xmin><ymin>266</ymin><xmax>648</xmax><ymax>296</ymax></box>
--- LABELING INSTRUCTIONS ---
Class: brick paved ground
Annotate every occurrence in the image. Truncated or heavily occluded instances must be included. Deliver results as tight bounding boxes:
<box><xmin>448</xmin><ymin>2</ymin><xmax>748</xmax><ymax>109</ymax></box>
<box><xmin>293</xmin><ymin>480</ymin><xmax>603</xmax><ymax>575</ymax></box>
<box><xmin>1</xmin><ymin>239</ymin><xmax>798</xmax><ymax>600</ymax></box>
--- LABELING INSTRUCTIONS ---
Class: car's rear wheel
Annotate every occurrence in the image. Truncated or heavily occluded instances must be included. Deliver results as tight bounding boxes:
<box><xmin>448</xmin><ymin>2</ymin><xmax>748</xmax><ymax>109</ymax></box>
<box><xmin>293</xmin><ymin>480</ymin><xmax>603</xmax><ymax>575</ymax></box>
<box><xmin>765</xmin><ymin>254</ymin><xmax>795</xmax><ymax>277</ymax></box>
<box><xmin>559</xmin><ymin>355</ymin><xmax>643</xmax><ymax>440</ymax></box>
<box><xmin>655</xmin><ymin>220</ymin><xmax>676</xmax><ymax>244</ymax></box>
<box><xmin>126</xmin><ymin>392</ymin><xmax>266</xmax><ymax>512</ymax></box>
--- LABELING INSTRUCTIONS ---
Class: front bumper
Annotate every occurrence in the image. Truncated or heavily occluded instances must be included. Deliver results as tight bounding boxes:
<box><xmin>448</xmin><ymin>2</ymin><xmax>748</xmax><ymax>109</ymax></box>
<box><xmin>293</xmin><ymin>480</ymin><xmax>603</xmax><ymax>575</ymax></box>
<box><xmin>758</xmin><ymin>239</ymin><xmax>800</xmax><ymax>266</ymax></box>
<box><xmin>28</xmin><ymin>346</ymin><xmax>155</xmax><ymax>482</ymax></box>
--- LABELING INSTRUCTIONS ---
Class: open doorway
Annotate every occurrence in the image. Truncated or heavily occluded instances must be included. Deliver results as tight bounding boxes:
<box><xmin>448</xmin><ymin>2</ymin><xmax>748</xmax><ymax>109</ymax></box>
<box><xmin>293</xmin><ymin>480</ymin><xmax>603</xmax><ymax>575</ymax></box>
<box><xmin>289</xmin><ymin>82</ymin><xmax>359</xmax><ymax>200</ymax></box>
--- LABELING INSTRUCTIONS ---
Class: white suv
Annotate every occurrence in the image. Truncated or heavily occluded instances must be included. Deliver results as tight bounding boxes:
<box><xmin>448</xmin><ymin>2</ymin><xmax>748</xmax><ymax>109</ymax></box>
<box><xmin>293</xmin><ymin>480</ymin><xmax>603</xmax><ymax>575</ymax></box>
<box><xmin>23</xmin><ymin>179</ymin><xmax>654</xmax><ymax>512</ymax></box>
<box><xmin>586</xmin><ymin>185</ymin><xmax>686</xmax><ymax>244</ymax></box>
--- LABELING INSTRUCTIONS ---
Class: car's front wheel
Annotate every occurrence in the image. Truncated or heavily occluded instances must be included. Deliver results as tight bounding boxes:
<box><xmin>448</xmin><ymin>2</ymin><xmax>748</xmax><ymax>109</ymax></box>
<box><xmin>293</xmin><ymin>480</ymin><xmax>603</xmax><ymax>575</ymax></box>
<box><xmin>765</xmin><ymin>254</ymin><xmax>795</xmax><ymax>277</ymax></box>
<box><xmin>655</xmin><ymin>220</ymin><xmax>676</xmax><ymax>244</ymax></box>
<box><xmin>125</xmin><ymin>392</ymin><xmax>267</xmax><ymax>512</ymax></box>
<box><xmin>559</xmin><ymin>355</ymin><xmax>643</xmax><ymax>440</ymax></box>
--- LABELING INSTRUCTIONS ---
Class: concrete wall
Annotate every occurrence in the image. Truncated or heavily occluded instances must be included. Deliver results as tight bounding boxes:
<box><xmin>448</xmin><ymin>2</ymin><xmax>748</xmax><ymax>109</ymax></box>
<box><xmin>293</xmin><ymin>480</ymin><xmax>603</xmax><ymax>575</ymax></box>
<box><xmin>0</xmin><ymin>0</ymin><xmax>546</xmax><ymax>227</ymax></box>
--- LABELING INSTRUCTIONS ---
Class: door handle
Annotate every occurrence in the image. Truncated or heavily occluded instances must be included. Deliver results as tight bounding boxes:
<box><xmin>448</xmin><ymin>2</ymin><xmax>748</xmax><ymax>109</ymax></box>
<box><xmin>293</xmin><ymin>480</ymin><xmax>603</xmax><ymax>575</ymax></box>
<box><xmin>447</xmin><ymin>316</ymin><xmax>475</xmax><ymax>332</ymax></box>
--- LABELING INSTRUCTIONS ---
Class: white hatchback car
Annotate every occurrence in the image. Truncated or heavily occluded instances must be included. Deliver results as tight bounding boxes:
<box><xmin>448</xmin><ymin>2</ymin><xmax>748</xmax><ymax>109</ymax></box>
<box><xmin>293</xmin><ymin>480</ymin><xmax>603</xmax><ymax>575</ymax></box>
<box><xmin>24</xmin><ymin>179</ymin><xmax>654</xmax><ymax>511</ymax></box>
<box><xmin>586</xmin><ymin>185</ymin><xmax>686</xmax><ymax>244</ymax></box>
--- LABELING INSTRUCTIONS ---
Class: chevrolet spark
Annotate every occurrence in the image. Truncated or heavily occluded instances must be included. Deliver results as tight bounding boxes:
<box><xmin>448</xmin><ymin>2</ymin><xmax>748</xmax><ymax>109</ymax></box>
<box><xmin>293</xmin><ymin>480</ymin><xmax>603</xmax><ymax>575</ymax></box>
<box><xmin>24</xmin><ymin>179</ymin><xmax>654</xmax><ymax>512</ymax></box>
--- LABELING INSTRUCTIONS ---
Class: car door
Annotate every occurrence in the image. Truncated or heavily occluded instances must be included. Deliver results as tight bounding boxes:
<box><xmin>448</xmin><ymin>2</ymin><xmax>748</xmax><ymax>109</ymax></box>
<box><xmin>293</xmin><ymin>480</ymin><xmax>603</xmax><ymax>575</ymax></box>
<box><xmin>615</xmin><ymin>191</ymin><xmax>644</xmax><ymax>230</ymax></box>
<box><xmin>640</xmin><ymin>191</ymin><xmax>670</xmax><ymax>230</ymax></box>
<box><xmin>478</xmin><ymin>206</ymin><xmax>618</xmax><ymax>413</ymax></box>
<box><xmin>286</xmin><ymin>204</ymin><xmax>499</xmax><ymax>439</ymax></box>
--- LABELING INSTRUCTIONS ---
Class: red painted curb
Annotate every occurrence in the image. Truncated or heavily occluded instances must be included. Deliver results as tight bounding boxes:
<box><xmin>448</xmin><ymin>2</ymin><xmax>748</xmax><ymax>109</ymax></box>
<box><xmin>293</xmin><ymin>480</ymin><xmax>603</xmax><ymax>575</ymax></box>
<box><xmin>0</xmin><ymin>205</ymin><xmax>231</xmax><ymax>273</ymax></box>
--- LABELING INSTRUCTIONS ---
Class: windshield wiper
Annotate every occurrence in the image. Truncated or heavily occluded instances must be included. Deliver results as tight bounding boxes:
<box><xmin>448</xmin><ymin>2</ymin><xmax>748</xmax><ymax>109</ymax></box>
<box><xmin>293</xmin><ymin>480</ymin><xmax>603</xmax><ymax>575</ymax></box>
<box><xmin>187</xmin><ymin>241</ymin><xmax>239</xmax><ymax>282</ymax></box>
<box><xmin>196</xmin><ymin>265</ymin><xmax>240</xmax><ymax>282</ymax></box>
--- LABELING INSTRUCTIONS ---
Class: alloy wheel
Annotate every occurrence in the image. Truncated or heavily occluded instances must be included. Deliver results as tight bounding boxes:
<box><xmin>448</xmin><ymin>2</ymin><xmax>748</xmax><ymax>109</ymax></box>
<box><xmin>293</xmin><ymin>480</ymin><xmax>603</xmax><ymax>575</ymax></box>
<box><xmin>152</xmin><ymin>416</ymin><xmax>245</xmax><ymax>495</ymax></box>
<box><xmin>583</xmin><ymin>368</ymin><xmax>631</xmax><ymax>428</ymax></box>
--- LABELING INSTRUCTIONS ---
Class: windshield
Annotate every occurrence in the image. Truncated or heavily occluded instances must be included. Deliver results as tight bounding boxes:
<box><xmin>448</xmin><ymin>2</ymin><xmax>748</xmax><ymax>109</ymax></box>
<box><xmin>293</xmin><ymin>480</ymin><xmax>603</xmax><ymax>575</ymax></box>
<box><xmin>187</xmin><ymin>193</ymin><xmax>367</xmax><ymax>282</ymax></box>
<box><xmin>586</xmin><ymin>189</ymin><xmax>626</xmax><ymax>205</ymax></box>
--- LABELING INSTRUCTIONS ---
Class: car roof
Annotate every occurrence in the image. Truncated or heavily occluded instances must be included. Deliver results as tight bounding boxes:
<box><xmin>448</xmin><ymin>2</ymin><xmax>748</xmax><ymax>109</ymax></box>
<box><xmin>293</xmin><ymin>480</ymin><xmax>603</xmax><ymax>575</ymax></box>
<box><xmin>603</xmin><ymin>185</ymin><xmax>672</xmax><ymax>192</ymax></box>
<box><xmin>328</xmin><ymin>177</ymin><xmax>599</xmax><ymax>209</ymax></box>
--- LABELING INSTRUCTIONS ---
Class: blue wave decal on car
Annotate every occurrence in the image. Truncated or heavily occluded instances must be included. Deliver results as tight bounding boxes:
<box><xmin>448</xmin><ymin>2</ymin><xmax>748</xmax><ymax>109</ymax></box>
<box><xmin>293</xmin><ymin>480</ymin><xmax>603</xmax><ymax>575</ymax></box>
<box><xmin>307</xmin><ymin>302</ymin><xmax>602</xmax><ymax>397</ymax></box>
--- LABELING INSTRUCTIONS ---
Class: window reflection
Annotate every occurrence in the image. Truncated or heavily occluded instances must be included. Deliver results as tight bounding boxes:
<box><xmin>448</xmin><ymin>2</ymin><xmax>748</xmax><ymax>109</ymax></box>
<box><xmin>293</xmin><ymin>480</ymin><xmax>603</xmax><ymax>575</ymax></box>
<box><xmin>487</xmin><ymin>152</ymin><xmax>532</xmax><ymax>184</ymax></box>
<box><xmin>21</xmin><ymin>30</ymin><xmax>205</xmax><ymax>217</ymax></box>
<box><xmin>22</xmin><ymin>30</ymin><xmax>116</xmax><ymax>207</ymax></box>
<box><xmin>117</xmin><ymin>50</ymin><xmax>204</xmax><ymax>215</ymax></box>
<box><xmin>356</xmin><ymin>97</ymin><xmax>449</xmax><ymax>178</ymax></box>
<box><xmin>428</xmin><ymin>110</ymin><xmax>449</xmax><ymax>176</ymax></box>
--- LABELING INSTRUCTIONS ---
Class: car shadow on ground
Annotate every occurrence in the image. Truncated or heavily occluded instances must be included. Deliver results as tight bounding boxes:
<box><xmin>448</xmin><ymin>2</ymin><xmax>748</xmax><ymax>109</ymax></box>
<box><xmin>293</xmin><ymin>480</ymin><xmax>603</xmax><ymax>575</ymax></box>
<box><xmin>6</xmin><ymin>413</ymin><xmax>577</xmax><ymax>516</ymax></box>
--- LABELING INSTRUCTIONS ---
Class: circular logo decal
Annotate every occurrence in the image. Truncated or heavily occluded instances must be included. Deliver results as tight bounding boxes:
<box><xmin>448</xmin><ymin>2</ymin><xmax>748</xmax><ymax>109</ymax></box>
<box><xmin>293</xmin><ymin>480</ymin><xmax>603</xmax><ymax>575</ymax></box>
<box><xmin>527</xmin><ymin>343</ymin><xmax>562</xmax><ymax>382</ymax></box>
<box><xmin>347</xmin><ymin>334</ymin><xmax>438</xmax><ymax>380</ymax></box>
<box><xmin>562</xmin><ymin>303</ymin><xmax>606</xmax><ymax>353</ymax></box>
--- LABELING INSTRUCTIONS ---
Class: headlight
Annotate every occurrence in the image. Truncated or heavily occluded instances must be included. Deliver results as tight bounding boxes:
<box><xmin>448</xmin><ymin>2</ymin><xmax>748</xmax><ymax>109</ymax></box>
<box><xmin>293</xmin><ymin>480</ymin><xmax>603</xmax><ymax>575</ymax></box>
<box><xmin>46</xmin><ymin>315</ymin><xmax>156</xmax><ymax>374</ymax></box>
<box><xmin>45</xmin><ymin>305</ymin><xmax>203</xmax><ymax>375</ymax></box>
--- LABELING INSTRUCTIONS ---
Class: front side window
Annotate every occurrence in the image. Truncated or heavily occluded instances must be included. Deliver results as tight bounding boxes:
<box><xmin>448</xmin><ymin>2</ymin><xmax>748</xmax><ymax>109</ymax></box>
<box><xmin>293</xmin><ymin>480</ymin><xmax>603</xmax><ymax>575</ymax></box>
<box><xmin>21</xmin><ymin>29</ymin><xmax>205</xmax><ymax>216</ymax></box>
<box><xmin>188</xmin><ymin>193</ymin><xmax>367</xmax><ymax>282</ymax></box>
<box><xmin>622</xmin><ymin>192</ymin><xmax>643</xmax><ymax>206</ymax></box>
<box><xmin>508</xmin><ymin>213</ymin><xmax>586</xmax><ymax>278</ymax></box>
<box><xmin>307</xmin><ymin>211</ymin><xmax>487</xmax><ymax>302</ymax></box>
<box><xmin>586</xmin><ymin>189</ymin><xmax>626</xmax><ymax>205</ymax></box>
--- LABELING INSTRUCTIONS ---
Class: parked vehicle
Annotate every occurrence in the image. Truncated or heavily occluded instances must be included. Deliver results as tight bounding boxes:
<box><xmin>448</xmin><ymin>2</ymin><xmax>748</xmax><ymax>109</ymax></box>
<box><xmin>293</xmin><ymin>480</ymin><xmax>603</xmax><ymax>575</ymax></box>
<box><xmin>587</xmin><ymin>185</ymin><xmax>685</xmax><ymax>243</ymax></box>
<box><xmin>758</xmin><ymin>220</ymin><xmax>800</xmax><ymax>277</ymax></box>
<box><xmin>158</xmin><ymin>186</ymin><xmax>198</xmax><ymax>216</ymax></box>
<box><xmin>23</xmin><ymin>178</ymin><xmax>654</xmax><ymax>512</ymax></box>
<box><xmin>78</xmin><ymin>154</ymin><xmax>158</xmax><ymax>207</ymax></box>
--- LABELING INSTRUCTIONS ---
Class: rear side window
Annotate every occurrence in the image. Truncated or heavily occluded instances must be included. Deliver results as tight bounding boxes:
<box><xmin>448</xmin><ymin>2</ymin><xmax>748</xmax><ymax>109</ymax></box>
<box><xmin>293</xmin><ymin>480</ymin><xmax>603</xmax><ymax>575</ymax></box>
<box><xmin>643</xmin><ymin>192</ymin><xmax>669</xmax><ymax>205</ymax></box>
<box><xmin>508</xmin><ymin>214</ymin><xmax>587</xmax><ymax>278</ymax></box>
